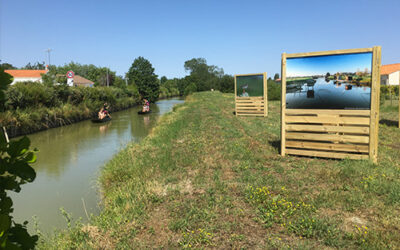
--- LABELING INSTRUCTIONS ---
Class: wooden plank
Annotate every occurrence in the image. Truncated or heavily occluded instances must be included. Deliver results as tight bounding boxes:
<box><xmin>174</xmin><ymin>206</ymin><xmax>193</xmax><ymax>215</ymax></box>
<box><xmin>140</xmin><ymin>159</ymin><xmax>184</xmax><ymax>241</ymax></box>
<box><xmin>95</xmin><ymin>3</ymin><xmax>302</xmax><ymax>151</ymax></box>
<box><xmin>286</xmin><ymin>149</ymin><xmax>369</xmax><ymax>160</ymax></box>
<box><xmin>236</xmin><ymin>104</ymin><xmax>265</xmax><ymax>107</ymax></box>
<box><xmin>236</xmin><ymin>96</ymin><xmax>264</xmax><ymax>100</ymax></box>
<box><xmin>286</xmin><ymin>132</ymin><xmax>369</xmax><ymax>144</ymax></box>
<box><xmin>237</xmin><ymin>113</ymin><xmax>265</xmax><ymax>116</ymax></box>
<box><xmin>237</xmin><ymin>107</ymin><xmax>265</xmax><ymax>111</ymax></box>
<box><xmin>281</xmin><ymin>53</ymin><xmax>287</xmax><ymax>156</ymax></box>
<box><xmin>286</xmin><ymin>141</ymin><xmax>369</xmax><ymax>153</ymax></box>
<box><xmin>286</xmin><ymin>48</ymin><xmax>373</xmax><ymax>59</ymax></box>
<box><xmin>285</xmin><ymin>124</ymin><xmax>370</xmax><ymax>134</ymax></box>
<box><xmin>285</xmin><ymin>116</ymin><xmax>370</xmax><ymax>125</ymax></box>
<box><xmin>285</xmin><ymin>109</ymin><xmax>370</xmax><ymax>116</ymax></box>
<box><xmin>235</xmin><ymin>73</ymin><xmax>265</xmax><ymax>77</ymax></box>
<box><xmin>237</xmin><ymin>110</ymin><xmax>265</xmax><ymax>113</ymax></box>
<box><xmin>264</xmin><ymin>72</ymin><xmax>268</xmax><ymax>117</ymax></box>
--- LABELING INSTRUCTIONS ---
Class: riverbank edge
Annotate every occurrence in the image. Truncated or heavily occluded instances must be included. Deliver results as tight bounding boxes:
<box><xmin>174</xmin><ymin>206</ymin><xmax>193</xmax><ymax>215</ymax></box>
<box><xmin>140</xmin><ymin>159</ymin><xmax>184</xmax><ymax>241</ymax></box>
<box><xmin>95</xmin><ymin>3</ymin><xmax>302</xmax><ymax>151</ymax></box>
<box><xmin>5</xmin><ymin>95</ymin><xmax>182</xmax><ymax>138</ymax></box>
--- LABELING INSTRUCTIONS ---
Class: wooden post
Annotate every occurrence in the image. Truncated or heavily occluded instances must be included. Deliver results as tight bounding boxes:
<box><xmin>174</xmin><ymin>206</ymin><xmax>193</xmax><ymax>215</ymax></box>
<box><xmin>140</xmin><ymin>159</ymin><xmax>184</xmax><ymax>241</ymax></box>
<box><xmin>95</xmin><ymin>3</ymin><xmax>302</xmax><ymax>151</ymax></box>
<box><xmin>234</xmin><ymin>74</ymin><xmax>237</xmax><ymax>116</ymax></box>
<box><xmin>281</xmin><ymin>53</ymin><xmax>287</xmax><ymax>156</ymax></box>
<box><xmin>264</xmin><ymin>72</ymin><xmax>268</xmax><ymax>117</ymax></box>
<box><xmin>369</xmin><ymin>46</ymin><xmax>381</xmax><ymax>163</ymax></box>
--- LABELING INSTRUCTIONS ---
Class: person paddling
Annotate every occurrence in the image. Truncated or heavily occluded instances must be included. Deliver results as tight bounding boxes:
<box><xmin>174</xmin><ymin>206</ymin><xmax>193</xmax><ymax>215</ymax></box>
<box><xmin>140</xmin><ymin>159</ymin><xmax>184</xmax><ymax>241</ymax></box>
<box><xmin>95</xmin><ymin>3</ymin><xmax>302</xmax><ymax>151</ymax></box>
<box><xmin>142</xmin><ymin>99</ymin><xmax>150</xmax><ymax>113</ymax></box>
<box><xmin>98</xmin><ymin>102</ymin><xmax>111</xmax><ymax>119</ymax></box>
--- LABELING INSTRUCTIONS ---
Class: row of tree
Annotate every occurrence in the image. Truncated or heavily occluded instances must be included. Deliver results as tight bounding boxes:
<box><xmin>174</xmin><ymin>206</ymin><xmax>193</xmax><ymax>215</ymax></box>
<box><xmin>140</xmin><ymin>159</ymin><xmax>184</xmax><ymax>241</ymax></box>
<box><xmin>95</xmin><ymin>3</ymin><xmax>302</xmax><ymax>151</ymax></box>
<box><xmin>2</xmin><ymin>58</ymin><xmax>284</xmax><ymax>104</ymax></box>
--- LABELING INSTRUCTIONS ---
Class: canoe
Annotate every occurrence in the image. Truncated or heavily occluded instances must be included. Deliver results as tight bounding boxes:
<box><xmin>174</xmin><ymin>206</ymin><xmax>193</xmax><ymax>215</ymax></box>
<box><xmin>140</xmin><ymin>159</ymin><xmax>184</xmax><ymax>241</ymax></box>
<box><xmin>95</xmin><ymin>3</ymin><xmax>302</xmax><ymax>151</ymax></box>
<box><xmin>91</xmin><ymin>116</ymin><xmax>111</xmax><ymax>123</ymax></box>
<box><xmin>138</xmin><ymin>110</ymin><xmax>152</xmax><ymax>115</ymax></box>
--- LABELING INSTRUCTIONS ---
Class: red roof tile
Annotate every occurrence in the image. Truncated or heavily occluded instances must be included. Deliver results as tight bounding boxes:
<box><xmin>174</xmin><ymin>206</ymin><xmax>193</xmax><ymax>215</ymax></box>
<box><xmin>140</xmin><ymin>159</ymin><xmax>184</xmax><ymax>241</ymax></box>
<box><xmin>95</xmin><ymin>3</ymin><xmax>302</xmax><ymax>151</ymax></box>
<box><xmin>381</xmin><ymin>63</ymin><xmax>400</xmax><ymax>75</ymax></box>
<box><xmin>4</xmin><ymin>70</ymin><xmax>47</xmax><ymax>78</ymax></box>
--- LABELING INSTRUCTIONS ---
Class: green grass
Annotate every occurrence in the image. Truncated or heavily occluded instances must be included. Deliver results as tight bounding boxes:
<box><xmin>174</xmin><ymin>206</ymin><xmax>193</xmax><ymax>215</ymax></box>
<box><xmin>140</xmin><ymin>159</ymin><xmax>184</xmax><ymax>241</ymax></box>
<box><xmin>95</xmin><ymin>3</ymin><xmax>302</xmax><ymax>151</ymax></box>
<box><xmin>41</xmin><ymin>91</ymin><xmax>400</xmax><ymax>249</ymax></box>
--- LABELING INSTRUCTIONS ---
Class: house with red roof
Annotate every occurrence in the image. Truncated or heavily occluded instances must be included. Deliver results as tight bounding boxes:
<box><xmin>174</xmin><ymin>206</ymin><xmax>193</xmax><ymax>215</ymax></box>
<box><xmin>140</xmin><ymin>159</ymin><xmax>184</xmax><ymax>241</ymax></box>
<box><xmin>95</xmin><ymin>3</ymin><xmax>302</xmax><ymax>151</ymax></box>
<box><xmin>381</xmin><ymin>63</ymin><xmax>400</xmax><ymax>85</ymax></box>
<box><xmin>4</xmin><ymin>69</ymin><xmax>48</xmax><ymax>85</ymax></box>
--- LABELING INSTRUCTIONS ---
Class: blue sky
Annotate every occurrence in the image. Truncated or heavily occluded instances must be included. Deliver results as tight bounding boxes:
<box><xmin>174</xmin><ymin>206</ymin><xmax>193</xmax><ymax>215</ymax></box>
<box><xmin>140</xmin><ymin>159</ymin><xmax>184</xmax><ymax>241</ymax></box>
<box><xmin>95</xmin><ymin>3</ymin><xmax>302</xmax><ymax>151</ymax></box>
<box><xmin>287</xmin><ymin>53</ymin><xmax>372</xmax><ymax>77</ymax></box>
<box><xmin>1</xmin><ymin>0</ymin><xmax>399</xmax><ymax>78</ymax></box>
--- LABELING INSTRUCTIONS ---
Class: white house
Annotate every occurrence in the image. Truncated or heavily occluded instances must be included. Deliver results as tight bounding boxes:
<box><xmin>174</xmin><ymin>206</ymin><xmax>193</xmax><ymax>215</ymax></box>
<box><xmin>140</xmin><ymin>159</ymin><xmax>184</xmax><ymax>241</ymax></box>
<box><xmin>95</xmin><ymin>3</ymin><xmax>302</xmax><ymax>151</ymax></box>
<box><xmin>4</xmin><ymin>69</ymin><xmax>48</xmax><ymax>85</ymax></box>
<box><xmin>381</xmin><ymin>63</ymin><xmax>400</xmax><ymax>85</ymax></box>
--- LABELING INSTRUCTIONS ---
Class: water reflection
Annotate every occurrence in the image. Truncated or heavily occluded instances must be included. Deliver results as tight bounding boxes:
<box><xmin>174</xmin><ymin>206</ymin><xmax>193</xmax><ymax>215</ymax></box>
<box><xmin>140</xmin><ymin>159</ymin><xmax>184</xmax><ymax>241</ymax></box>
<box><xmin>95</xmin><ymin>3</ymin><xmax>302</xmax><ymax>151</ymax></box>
<box><xmin>286</xmin><ymin>77</ymin><xmax>370</xmax><ymax>109</ymax></box>
<box><xmin>10</xmin><ymin>98</ymin><xmax>184</xmax><ymax>233</ymax></box>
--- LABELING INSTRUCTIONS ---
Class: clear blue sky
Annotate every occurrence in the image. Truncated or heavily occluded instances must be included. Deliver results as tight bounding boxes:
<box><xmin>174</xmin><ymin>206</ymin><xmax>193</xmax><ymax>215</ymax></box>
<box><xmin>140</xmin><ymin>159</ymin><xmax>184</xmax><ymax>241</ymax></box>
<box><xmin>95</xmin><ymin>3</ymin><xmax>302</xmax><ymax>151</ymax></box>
<box><xmin>1</xmin><ymin>0</ymin><xmax>399</xmax><ymax>78</ymax></box>
<box><xmin>287</xmin><ymin>53</ymin><xmax>372</xmax><ymax>77</ymax></box>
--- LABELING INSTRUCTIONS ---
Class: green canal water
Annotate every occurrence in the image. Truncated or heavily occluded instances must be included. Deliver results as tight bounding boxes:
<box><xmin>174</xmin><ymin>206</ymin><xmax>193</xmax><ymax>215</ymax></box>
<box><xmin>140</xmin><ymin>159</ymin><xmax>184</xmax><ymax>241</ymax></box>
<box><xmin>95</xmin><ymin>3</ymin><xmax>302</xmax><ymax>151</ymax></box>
<box><xmin>10</xmin><ymin>98</ymin><xmax>184</xmax><ymax>233</ymax></box>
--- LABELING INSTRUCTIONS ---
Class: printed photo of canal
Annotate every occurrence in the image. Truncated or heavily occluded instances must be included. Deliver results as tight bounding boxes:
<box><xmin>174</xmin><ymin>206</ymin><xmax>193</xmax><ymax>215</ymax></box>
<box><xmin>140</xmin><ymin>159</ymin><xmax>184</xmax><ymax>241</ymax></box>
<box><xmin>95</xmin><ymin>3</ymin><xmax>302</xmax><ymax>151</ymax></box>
<box><xmin>286</xmin><ymin>52</ymin><xmax>372</xmax><ymax>109</ymax></box>
<box><xmin>236</xmin><ymin>74</ymin><xmax>264</xmax><ymax>97</ymax></box>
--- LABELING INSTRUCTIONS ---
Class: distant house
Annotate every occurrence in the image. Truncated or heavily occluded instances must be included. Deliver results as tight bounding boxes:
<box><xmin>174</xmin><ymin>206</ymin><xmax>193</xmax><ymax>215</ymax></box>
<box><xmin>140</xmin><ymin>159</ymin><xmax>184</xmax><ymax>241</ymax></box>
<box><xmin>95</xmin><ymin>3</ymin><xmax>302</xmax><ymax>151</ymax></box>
<box><xmin>381</xmin><ymin>63</ymin><xmax>400</xmax><ymax>85</ymax></box>
<box><xmin>4</xmin><ymin>69</ymin><xmax>47</xmax><ymax>85</ymax></box>
<box><xmin>73</xmin><ymin>75</ymin><xmax>94</xmax><ymax>87</ymax></box>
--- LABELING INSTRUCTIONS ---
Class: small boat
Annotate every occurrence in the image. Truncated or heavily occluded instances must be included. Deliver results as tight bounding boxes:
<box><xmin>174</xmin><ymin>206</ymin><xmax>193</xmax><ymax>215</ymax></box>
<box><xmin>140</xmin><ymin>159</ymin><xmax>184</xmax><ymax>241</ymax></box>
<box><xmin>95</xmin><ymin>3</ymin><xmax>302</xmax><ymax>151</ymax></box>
<box><xmin>138</xmin><ymin>110</ymin><xmax>152</xmax><ymax>115</ymax></box>
<box><xmin>91</xmin><ymin>116</ymin><xmax>111</xmax><ymax>123</ymax></box>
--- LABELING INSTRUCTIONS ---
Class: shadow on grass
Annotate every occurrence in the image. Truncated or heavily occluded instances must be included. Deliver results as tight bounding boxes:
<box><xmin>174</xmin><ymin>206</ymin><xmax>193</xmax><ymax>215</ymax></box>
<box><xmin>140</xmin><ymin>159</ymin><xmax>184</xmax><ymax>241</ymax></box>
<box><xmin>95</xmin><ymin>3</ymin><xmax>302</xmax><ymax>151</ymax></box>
<box><xmin>268</xmin><ymin>139</ymin><xmax>281</xmax><ymax>153</ymax></box>
<box><xmin>380</xmin><ymin>119</ymin><xmax>399</xmax><ymax>127</ymax></box>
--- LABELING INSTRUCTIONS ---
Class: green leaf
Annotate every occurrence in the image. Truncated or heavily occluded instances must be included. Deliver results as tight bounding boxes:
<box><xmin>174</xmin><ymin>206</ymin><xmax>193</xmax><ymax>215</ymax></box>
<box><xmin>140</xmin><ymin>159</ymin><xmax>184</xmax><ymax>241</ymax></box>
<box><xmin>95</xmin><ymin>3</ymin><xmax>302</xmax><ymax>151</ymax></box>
<box><xmin>0</xmin><ymin>214</ymin><xmax>11</xmax><ymax>235</ymax></box>
<box><xmin>9</xmin><ymin>162</ymin><xmax>36</xmax><ymax>182</ymax></box>
<box><xmin>8</xmin><ymin>224</ymin><xmax>38</xmax><ymax>249</ymax></box>
<box><xmin>8</xmin><ymin>137</ymin><xmax>30</xmax><ymax>157</ymax></box>
<box><xmin>23</xmin><ymin>152</ymin><xmax>36</xmax><ymax>164</ymax></box>
<box><xmin>0</xmin><ymin>196</ymin><xmax>13</xmax><ymax>214</ymax></box>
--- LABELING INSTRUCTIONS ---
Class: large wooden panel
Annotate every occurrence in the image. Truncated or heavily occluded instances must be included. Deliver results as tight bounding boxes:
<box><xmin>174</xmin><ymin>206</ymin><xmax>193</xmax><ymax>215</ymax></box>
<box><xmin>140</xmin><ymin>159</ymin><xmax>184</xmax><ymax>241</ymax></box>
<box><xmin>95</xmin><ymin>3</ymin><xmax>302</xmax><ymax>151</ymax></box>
<box><xmin>281</xmin><ymin>47</ymin><xmax>381</xmax><ymax>162</ymax></box>
<box><xmin>235</xmin><ymin>73</ymin><xmax>267</xmax><ymax>117</ymax></box>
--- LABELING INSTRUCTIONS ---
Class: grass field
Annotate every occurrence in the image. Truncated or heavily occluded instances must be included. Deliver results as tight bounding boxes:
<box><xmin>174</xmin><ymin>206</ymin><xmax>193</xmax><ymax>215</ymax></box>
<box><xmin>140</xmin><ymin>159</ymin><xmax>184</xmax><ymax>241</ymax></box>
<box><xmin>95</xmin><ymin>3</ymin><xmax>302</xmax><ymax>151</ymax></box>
<box><xmin>42</xmin><ymin>91</ymin><xmax>400</xmax><ymax>249</ymax></box>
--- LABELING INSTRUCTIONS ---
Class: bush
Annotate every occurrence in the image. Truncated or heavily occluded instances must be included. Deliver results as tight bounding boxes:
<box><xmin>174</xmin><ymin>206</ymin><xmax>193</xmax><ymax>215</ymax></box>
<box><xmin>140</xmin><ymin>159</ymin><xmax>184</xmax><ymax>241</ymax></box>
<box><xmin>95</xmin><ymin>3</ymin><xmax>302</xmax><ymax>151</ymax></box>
<box><xmin>267</xmin><ymin>79</ymin><xmax>281</xmax><ymax>101</ymax></box>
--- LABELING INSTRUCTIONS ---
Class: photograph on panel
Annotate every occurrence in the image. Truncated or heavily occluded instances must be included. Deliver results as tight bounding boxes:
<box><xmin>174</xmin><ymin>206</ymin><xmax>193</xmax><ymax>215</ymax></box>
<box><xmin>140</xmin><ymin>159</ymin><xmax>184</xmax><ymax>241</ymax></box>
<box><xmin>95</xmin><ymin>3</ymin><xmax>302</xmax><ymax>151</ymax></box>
<box><xmin>286</xmin><ymin>52</ymin><xmax>372</xmax><ymax>109</ymax></box>
<box><xmin>236</xmin><ymin>74</ymin><xmax>264</xmax><ymax>97</ymax></box>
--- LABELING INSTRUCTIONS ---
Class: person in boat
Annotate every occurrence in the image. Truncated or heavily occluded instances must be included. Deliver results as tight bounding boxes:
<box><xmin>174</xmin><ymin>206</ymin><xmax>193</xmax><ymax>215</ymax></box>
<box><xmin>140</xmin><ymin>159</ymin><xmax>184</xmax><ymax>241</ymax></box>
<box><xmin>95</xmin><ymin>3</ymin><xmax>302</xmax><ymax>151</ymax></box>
<box><xmin>98</xmin><ymin>102</ymin><xmax>111</xmax><ymax>119</ymax></box>
<box><xmin>142</xmin><ymin>99</ymin><xmax>150</xmax><ymax>113</ymax></box>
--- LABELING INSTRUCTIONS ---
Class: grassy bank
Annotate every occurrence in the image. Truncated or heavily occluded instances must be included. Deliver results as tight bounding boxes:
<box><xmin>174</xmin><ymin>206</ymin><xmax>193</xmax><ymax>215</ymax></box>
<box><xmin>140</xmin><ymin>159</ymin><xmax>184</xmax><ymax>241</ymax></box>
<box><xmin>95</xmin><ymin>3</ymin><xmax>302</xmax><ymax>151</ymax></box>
<box><xmin>42</xmin><ymin>91</ymin><xmax>400</xmax><ymax>248</ymax></box>
<box><xmin>0</xmin><ymin>82</ymin><xmax>141</xmax><ymax>137</ymax></box>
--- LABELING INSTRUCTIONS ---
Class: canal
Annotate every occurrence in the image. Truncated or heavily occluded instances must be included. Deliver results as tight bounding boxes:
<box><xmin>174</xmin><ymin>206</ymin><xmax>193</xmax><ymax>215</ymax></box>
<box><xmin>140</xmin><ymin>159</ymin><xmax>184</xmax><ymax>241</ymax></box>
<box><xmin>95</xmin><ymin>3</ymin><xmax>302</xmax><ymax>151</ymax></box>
<box><xmin>10</xmin><ymin>98</ymin><xmax>184</xmax><ymax>233</ymax></box>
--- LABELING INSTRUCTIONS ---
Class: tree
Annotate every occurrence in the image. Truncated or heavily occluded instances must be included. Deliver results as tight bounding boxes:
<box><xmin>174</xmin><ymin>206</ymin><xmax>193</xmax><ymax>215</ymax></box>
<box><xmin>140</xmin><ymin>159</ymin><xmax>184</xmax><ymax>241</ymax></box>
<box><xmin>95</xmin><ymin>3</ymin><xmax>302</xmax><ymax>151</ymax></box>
<box><xmin>274</xmin><ymin>73</ymin><xmax>279</xmax><ymax>80</ymax></box>
<box><xmin>184</xmin><ymin>58</ymin><xmax>224</xmax><ymax>92</ymax></box>
<box><xmin>127</xmin><ymin>57</ymin><xmax>160</xmax><ymax>102</ymax></box>
<box><xmin>184</xmin><ymin>82</ymin><xmax>197</xmax><ymax>96</ymax></box>
<box><xmin>0</xmin><ymin>63</ymin><xmax>16</xmax><ymax>70</ymax></box>
<box><xmin>160</xmin><ymin>76</ymin><xmax>168</xmax><ymax>84</ymax></box>
<box><xmin>325</xmin><ymin>72</ymin><xmax>330</xmax><ymax>78</ymax></box>
<box><xmin>23</xmin><ymin>62</ymin><xmax>46</xmax><ymax>70</ymax></box>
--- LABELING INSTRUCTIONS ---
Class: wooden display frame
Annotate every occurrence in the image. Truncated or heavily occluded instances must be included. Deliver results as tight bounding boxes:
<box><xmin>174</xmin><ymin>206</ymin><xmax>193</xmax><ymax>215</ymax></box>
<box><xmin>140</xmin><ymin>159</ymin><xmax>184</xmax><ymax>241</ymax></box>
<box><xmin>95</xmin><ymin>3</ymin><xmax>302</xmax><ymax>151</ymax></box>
<box><xmin>281</xmin><ymin>47</ymin><xmax>381</xmax><ymax>162</ymax></box>
<box><xmin>234</xmin><ymin>72</ymin><xmax>267</xmax><ymax>117</ymax></box>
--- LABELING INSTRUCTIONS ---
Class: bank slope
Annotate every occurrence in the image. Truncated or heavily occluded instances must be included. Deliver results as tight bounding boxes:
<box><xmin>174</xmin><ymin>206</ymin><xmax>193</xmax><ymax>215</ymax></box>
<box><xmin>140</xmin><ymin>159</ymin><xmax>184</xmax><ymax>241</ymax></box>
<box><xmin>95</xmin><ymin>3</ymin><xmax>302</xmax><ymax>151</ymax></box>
<box><xmin>45</xmin><ymin>91</ymin><xmax>400</xmax><ymax>249</ymax></box>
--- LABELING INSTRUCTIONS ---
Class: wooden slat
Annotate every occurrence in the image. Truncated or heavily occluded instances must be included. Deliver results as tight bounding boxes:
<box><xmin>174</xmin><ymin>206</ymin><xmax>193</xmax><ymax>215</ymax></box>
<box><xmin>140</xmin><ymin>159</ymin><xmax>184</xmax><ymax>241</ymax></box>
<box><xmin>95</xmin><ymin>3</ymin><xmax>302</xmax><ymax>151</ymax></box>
<box><xmin>237</xmin><ymin>110</ymin><xmax>264</xmax><ymax>114</ymax></box>
<box><xmin>285</xmin><ymin>116</ymin><xmax>370</xmax><ymax>125</ymax></box>
<box><xmin>286</xmin><ymin>132</ymin><xmax>369</xmax><ymax>144</ymax></box>
<box><xmin>236</xmin><ymin>96</ymin><xmax>264</xmax><ymax>100</ymax></box>
<box><xmin>285</xmin><ymin>109</ymin><xmax>370</xmax><ymax>116</ymax></box>
<box><xmin>236</xmin><ymin>113</ymin><xmax>265</xmax><ymax>116</ymax></box>
<box><xmin>235</xmin><ymin>73</ymin><xmax>264</xmax><ymax>77</ymax></box>
<box><xmin>237</xmin><ymin>107</ymin><xmax>264</xmax><ymax>111</ymax></box>
<box><xmin>285</xmin><ymin>124</ymin><xmax>369</xmax><ymax>134</ymax></box>
<box><xmin>286</xmin><ymin>48</ymin><xmax>373</xmax><ymax>59</ymax></box>
<box><xmin>286</xmin><ymin>149</ymin><xmax>369</xmax><ymax>160</ymax></box>
<box><xmin>286</xmin><ymin>141</ymin><xmax>369</xmax><ymax>153</ymax></box>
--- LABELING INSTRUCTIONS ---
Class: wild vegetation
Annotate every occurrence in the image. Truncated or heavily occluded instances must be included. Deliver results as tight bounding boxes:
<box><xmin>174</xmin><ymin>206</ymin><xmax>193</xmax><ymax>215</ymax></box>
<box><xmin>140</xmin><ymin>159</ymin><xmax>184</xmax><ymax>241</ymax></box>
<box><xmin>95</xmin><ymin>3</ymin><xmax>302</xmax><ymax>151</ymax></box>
<box><xmin>0</xmin><ymin>81</ymin><xmax>140</xmax><ymax>137</ymax></box>
<box><xmin>42</xmin><ymin>91</ymin><xmax>400</xmax><ymax>248</ymax></box>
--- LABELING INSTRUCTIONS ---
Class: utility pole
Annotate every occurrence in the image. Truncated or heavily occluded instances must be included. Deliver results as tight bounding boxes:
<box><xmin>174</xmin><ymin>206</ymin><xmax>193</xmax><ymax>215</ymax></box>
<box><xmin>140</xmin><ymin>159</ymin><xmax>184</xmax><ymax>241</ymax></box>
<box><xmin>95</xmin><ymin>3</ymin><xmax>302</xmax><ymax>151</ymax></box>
<box><xmin>45</xmin><ymin>48</ymin><xmax>53</xmax><ymax>65</ymax></box>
